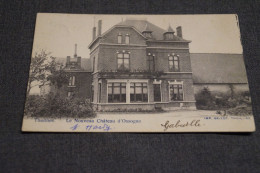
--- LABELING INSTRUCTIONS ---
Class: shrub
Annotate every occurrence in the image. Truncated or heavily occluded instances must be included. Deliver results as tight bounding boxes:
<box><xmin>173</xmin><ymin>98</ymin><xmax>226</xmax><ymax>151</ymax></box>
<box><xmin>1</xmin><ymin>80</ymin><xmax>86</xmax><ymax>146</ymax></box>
<box><xmin>24</xmin><ymin>93</ymin><xmax>96</xmax><ymax>118</ymax></box>
<box><xmin>195</xmin><ymin>87</ymin><xmax>216</xmax><ymax>110</ymax></box>
<box><xmin>227</xmin><ymin>105</ymin><xmax>252</xmax><ymax>116</ymax></box>
<box><xmin>226</xmin><ymin>91</ymin><xmax>252</xmax><ymax>115</ymax></box>
<box><xmin>195</xmin><ymin>88</ymin><xmax>252</xmax><ymax>115</ymax></box>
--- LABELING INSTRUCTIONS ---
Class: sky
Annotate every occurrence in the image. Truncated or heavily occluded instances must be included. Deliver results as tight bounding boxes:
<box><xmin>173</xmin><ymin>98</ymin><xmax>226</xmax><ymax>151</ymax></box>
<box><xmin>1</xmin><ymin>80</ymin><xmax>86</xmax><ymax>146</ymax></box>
<box><xmin>32</xmin><ymin>13</ymin><xmax>243</xmax><ymax>59</ymax></box>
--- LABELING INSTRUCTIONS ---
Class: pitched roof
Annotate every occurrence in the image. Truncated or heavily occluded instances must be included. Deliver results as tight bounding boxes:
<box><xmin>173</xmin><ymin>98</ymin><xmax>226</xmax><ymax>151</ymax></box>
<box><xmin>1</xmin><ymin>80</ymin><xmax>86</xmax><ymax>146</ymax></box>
<box><xmin>190</xmin><ymin>53</ymin><xmax>248</xmax><ymax>84</ymax></box>
<box><xmin>116</xmin><ymin>19</ymin><xmax>186</xmax><ymax>41</ymax></box>
<box><xmin>55</xmin><ymin>57</ymin><xmax>92</xmax><ymax>72</ymax></box>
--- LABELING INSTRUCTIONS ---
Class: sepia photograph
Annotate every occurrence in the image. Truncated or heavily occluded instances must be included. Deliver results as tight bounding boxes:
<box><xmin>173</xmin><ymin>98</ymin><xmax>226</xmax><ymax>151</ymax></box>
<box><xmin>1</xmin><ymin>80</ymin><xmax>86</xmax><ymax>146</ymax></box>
<box><xmin>22</xmin><ymin>13</ymin><xmax>255</xmax><ymax>132</ymax></box>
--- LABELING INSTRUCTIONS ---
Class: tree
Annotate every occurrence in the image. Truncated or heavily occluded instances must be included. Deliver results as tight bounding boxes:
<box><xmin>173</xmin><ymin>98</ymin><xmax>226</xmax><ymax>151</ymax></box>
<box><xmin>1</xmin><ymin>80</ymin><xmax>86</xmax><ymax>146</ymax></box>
<box><xmin>47</xmin><ymin>64</ymin><xmax>69</xmax><ymax>89</ymax></box>
<box><xmin>195</xmin><ymin>87</ymin><xmax>216</xmax><ymax>110</ymax></box>
<box><xmin>27</xmin><ymin>50</ymin><xmax>69</xmax><ymax>96</ymax></box>
<box><xmin>25</xmin><ymin>50</ymin><xmax>96</xmax><ymax>118</ymax></box>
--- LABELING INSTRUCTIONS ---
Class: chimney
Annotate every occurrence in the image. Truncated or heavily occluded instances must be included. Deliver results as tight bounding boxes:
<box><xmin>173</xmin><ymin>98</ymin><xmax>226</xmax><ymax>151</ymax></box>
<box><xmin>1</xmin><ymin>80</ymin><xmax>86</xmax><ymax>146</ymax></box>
<box><xmin>92</xmin><ymin>27</ymin><xmax>96</xmax><ymax>41</ymax></box>
<box><xmin>98</xmin><ymin>20</ymin><xmax>102</xmax><ymax>36</ymax></box>
<box><xmin>66</xmin><ymin>56</ymin><xmax>71</xmax><ymax>65</ymax></box>
<box><xmin>77</xmin><ymin>56</ymin><xmax>81</xmax><ymax>68</ymax></box>
<box><xmin>176</xmin><ymin>26</ymin><xmax>182</xmax><ymax>38</ymax></box>
<box><xmin>74</xmin><ymin>44</ymin><xmax>77</xmax><ymax>58</ymax></box>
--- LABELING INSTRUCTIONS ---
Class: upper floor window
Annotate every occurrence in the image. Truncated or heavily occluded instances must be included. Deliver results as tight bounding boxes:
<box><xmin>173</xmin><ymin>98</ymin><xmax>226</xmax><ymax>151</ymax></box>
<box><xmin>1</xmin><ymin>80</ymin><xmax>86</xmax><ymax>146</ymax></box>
<box><xmin>147</xmin><ymin>53</ymin><xmax>155</xmax><ymax>71</ymax></box>
<box><xmin>69</xmin><ymin>76</ymin><xmax>75</xmax><ymax>86</ymax></box>
<box><xmin>125</xmin><ymin>35</ymin><xmax>130</xmax><ymax>44</ymax></box>
<box><xmin>117</xmin><ymin>34</ymin><xmax>122</xmax><ymax>44</ymax></box>
<box><xmin>169</xmin><ymin>55</ymin><xmax>180</xmax><ymax>72</ymax></box>
<box><xmin>117</xmin><ymin>53</ymin><xmax>130</xmax><ymax>71</ymax></box>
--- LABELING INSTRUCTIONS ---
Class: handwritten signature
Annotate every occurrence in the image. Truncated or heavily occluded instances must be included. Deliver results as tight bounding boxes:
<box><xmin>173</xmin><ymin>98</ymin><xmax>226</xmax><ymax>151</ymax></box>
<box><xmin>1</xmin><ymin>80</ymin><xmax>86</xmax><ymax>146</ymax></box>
<box><xmin>161</xmin><ymin>120</ymin><xmax>201</xmax><ymax>131</ymax></box>
<box><xmin>70</xmin><ymin>123</ymin><xmax>112</xmax><ymax>132</ymax></box>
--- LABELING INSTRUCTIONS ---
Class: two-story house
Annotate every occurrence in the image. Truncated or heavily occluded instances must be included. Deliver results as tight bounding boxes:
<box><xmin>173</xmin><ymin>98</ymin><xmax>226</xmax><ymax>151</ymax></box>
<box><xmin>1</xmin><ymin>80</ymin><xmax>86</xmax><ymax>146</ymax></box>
<box><xmin>44</xmin><ymin>44</ymin><xmax>93</xmax><ymax>100</ymax></box>
<box><xmin>88</xmin><ymin>19</ymin><xmax>196</xmax><ymax>111</ymax></box>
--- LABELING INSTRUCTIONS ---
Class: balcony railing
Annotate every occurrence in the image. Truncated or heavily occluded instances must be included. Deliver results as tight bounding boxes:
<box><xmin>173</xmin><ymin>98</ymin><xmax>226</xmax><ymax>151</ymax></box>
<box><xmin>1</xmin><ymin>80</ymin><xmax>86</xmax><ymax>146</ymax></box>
<box><xmin>99</xmin><ymin>69</ymin><xmax>164</xmax><ymax>78</ymax></box>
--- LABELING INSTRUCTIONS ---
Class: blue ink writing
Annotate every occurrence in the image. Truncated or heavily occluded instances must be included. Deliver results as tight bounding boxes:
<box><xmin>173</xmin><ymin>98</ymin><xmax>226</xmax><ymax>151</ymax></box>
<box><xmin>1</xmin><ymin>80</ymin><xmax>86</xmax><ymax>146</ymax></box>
<box><xmin>70</xmin><ymin>124</ymin><xmax>79</xmax><ymax>130</ymax></box>
<box><xmin>86</xmin><ymin>124</ymin><xmax>111</xmax><ymax>131</ymax></box>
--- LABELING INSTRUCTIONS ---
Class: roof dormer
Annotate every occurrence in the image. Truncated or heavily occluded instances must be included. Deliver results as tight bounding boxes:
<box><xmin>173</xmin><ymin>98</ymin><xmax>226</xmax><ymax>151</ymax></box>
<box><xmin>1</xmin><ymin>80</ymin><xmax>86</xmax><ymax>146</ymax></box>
<box><xmin>142</xmin><ymin>24</ymin><xmax>153</xmax><ymax>39</ymax></box>
<box><xmin>163</xmin><ymin>25</ymin><xmax>175</xmax><ymax>40</ymax></box>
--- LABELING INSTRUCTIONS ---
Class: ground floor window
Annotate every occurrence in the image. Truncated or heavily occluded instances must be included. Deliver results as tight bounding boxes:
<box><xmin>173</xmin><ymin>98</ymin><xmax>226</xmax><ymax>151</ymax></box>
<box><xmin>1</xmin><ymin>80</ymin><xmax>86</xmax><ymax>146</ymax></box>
<box><xmin>130</xmin><ymin>83</ymin><xmax>148</xmax><ymax>102</ymax></box>
<box><xmin>108</xmin><ymin>83</ymin><xmax>126</xmax><ymax>103</ymax></box>
<box><xmin>69</xmin><ymin>76</ymin><xmax>76</xmax><ymax>86</ymax></box>
<box><xmin>169</xmin><ymin>84</ymin><xmax>183</xmax><ymax>101</ymax></box>
<box><xmin>91</xmin><ymin>85</ymin><xmax>94</xmax><ymax>102</ymax></box>
<box><xmin>153</xmin><ymin>84</ymin><xmax>161</xmax><ymax>102</ymax></box>
<box><xmin>68</xmin><ymin>91</ymin><xmax>74</xmax><ymax>97</ymax></box>
<box><xmin>98</xmin><ymin>83</ymin><xmax>102</xmax><ymax>103</ymax></box>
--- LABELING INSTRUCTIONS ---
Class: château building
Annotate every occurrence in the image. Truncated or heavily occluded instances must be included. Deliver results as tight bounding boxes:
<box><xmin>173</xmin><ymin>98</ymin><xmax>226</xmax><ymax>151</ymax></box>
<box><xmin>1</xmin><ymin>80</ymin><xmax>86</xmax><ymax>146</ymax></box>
<box><xmin>88</xmin><ymin>19</ymin><xmax>196</xmax><ymax>111</ymax></box>
<box><xmin>41</xmin><ymin>19</ymin><xmax>249</xmax><ymax>112</ymax></box>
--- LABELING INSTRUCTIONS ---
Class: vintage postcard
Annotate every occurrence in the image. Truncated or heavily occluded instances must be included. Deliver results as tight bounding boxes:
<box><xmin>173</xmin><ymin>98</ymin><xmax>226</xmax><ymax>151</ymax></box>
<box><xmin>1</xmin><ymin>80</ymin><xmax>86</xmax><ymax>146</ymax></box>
<box><xmin>22</xmin><ymin>13</ymin><xmax>255</xmax><ymax>132</ymax></box>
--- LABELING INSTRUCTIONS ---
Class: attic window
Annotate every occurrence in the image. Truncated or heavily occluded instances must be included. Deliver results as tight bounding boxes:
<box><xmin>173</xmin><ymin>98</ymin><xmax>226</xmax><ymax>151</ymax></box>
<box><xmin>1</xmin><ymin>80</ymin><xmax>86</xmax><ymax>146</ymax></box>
<box><xmin>143</xmin><ymin>32</ymin><xmax>152</xmax><ymax>38</ymax></box>
<box><xmin>165</xmin><ymin>33</ymin><xmax>174</xmax><ymax>40</ymax></box>
<box><xmin>142</xmin><ymin>24</ymin><xmax>152</xmax><ymax>39</ymax></box>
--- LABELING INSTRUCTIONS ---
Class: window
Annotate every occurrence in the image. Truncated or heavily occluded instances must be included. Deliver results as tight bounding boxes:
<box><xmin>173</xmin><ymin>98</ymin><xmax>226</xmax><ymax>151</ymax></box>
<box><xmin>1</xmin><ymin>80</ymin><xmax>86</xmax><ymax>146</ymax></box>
<box><xmin>93</xmin><ymin>57</ymin><xmax>95</xmax><ymax>72</ymax></box>
<box><xmin>147</xmin><ymin>54</ymin><xmax>155</xmax><ymax>71</ymax></box>
<box><xmin>153</xmin><ymin>84</ymin><xmax>161</xmax><ymax>102</ymax></box>
<box><xmin>169</xmin><ymin>55</ymin><xmax>179</xmax><ymax>72</ymax></box>
<box><xmin>143</xmin><ymin>32</ymin><xmax>152</xmax><ymax>38</ymax></box>
<box><xmin>117</xmin><ymin>53</ymin><xmax>130</xmax><ymax>70</ymax></box>
<box><xmin>130</xmin><ymin>83</ymin><xmax>148</xmax><ymax>102</ymax></box>
<box><xmin>117</xmin><ymin>34</ymin><xmax>122</xmax><ymax>44</ymax></box>
<box><xmin>69</xmin><ymin>76</ymin><xmax>75</xmax><ymax>86</ymax></box>
<box><xmin>166</xmin><ymin>33</ymin><xmax>174</xmax><ymax>40</ymax></box>
<box><xmin>70</xmin><ymin>62</ymin><xmax>76</xmax><ymax>69</ymax></box>
<box><xmin>125</xmin><ymin>35</ymin><xmax>130</xmax><ymax>44</ymax></box>
<box><xmin>169</xmin><ymin>84</ymin><xmax>183</xmax><ymax>101</ymax></box>
<box><xmin>91</xmin><ymin>85</ymin><xmax>94</xmax><ymax>102</ymax></box>
<box><xmin>68</xmin><ymin>91</ymin><xmax>73</xmax><ymax>97</ymax></box>
<box><xmin>108</xmin><ymin>83</ymin><xmax>126</xmax><ymax>103</ymax></box>
<box><xmin>98</xmin><ymin>83</ymin><xmax>102</xmax><ymax>103</ymax></box>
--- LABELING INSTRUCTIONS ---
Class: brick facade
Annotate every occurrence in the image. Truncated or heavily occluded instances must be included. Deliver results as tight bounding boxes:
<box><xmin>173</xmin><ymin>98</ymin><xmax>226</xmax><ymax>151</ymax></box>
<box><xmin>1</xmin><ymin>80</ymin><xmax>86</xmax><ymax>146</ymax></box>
<box><xmin>89</xmin><ymin>20</ymin><xmax>196</xmax><ymax>111</ymax></box>
<box><xmin>55</xmin><ymin>45</ymin><xmax>93</xmax><ymax>100</ymax></box>
<box><xmin>65</xmin><ymin>72</ymin><xmax>92</xmax><ymax>99</ymax></box>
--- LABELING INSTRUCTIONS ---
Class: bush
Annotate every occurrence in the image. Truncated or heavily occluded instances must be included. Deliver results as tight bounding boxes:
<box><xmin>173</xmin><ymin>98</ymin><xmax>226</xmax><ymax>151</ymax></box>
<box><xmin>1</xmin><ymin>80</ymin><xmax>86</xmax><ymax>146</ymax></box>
<box><xmin>195</xmin><ymin>88</ymin><xmax>252</xmax><ymax>112</ymax></box>
<box><xmin>24</xmin><ymin>93</ymin><xmax>96</xmax><ymax>118</ymax></box>
<box><xmin>195</xmin><ymin>87</ymin><xmax>216</xmax><ymax>110</ymax></box>
<box><xmin>226</xmin><ymin>91</ymin><xmax>252</xmax><ymax>115</ymax></box>
<box><xmin>227</xmin><ymin>105</ymin><xmax>252</xmax><ymax>116</ymax></box>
